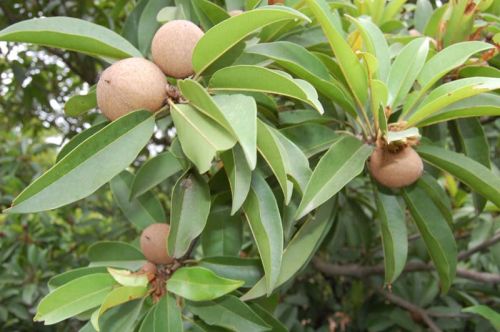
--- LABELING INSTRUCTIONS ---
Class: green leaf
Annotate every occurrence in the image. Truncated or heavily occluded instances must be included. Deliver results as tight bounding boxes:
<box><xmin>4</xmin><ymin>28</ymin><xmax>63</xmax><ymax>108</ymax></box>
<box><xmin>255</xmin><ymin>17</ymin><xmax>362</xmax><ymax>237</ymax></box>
<box><xmin>462</xmin><ymin>305</ymin><xmax>500</xmax><ymax>330</ymax></box>
<box><xmin>418</xmin><ymin>174</ymin><xmax>453</xmax><ymax>228</ymax></box>
<box><xmin>406</xmin><ymin>77</ymin><xmax>500</xmax><ymax>127</ymax></box>
<box><xmin>98</xmin><ymin>298</ymin><xmax>146</xmax><ymax>332</ymax></box>
<box><xmin>111</xmin><ymin>171</ymin><xmax>166</xmax><ymax>230</ymax></box>
<box><xmin>137</xmin><ymin>0</ymin><xmax>165</xmax><ymax>55</ymax></box>
<box><xmin>257</xmin><ymin>119</ymin><xmax>290</xmax><ymax>203</ymax></box>
<box><xmin>64</xmin><ymin>87</ymin><xmax>97</xmax><ymax>117</ymax></box>
<box><xmin>221</xmin><ymin>145</ymin><xmax>252</xmax><ymax>215</ymax></box>
<box><xmin>93</xmin><ymin>286</ymin><xmax>147</xmax><ymax>330</ymax></box>
<box><xmin>417</xmin><ymin>41</ymin><xmax>494</xmax><ymax>92</ymax></box>
<box><xmin>170</xmin><ymin>103</ymin><xmax>236</xmax><ymax>173</ymax></box>
<box><xmin>209</xmin><ymin>65</ymin><xmax>324</xmax><ymax>114</ymax></box>
<box><xmin>414</xmin><ymin>0</ymin><xmax>433</xmax><ymax>32</ymax></box>
<box><xmin>192</xmin><ymin>6</ymin><xmax>310</xmax><ymax>75</ymax></box>
<box><xmin>56</xmin><ymin>121</ymin><xmax>108</xmax><ymax>162</ymax></box>
<box><xmin>280</xmin><ymin>123</ymin><xmax>337</xmax><ymax>157</ymax></box>
<box><xmin>168</xmin><ymin>266</ymin><xmax>244</xmax><ymax>301</ymax></box>
<box><xmin>6</xmin><ymin>111</ymin><xmax>155</xmax><ymax>214</ymax></box>
<box><xmin>304</xmin><ymin>0</ymin><xmax>368</xmax><ymax>106</ymax></box>
<box><xmin>192</xmin><ymin>0</ymin><xmax>230</xmax><ymax>31</ymax></box>
<box><xmin>0</xmin><ymin>17</ymin><xmax>142</xmax><ymax>60</ymax></box>
<box><xmin>374</xmin><ymin>186</ymin><xmax>407</xmax><ymax>284</ymax></box>
<box><xmin>242</xmin><ymin>173</ymin><xmax>283</xmax><ymax>295</ymax></box>
<box><xmin>402</xmin><ymin>182</ymin><xmax>457</xmax><ymax>293</ymax></box>
<box><xmin>295</xmin><ymin>136</ymin><xmax>372</xmax><ymax>220</ymax></box>
<box><xmin>107</xmin><ymin>268</ymin><xmax>149</xmax><ymax>288</ymax></box>
<box><xmin>187</xmin><ymin>295</ymin><xmax>270</xmax><ymax>332</ymax></box>
<box><xmin>129</xmin><ymin>151</ymin><xmax>183</xmax><ymax>198</ymax></box>
<box><xmin>153</xmin><ymin>294</ymin><xmax>183</xmax><ymax>332</ymax></box>
<box><xmin>48</xmin><ymin>267</ymin><xmax>108</xmax><ymax>290</ymax></box>
<box><xmin>202</xmin><ymin>196</ymin><xmax>243</xmax><ymax>256</ymax></box>
<box><xmin>199</xmin><ymin>257</ymin><xmax>263</xmax><ymax>288</ymax></box>
<box><xmin>88</xmin><ymin>241</ymin><xmax>145</xmax><ymax>271</ymax></box>
<box><xmin>242</xmin><ymin>197</ymin><xmax>336</xmax><ymax>300</ymax></box>
<box><xmin>156</xmin><ymin>7</ymin><xmax>182</xmax><ymax>24</ymax></box>
<box><xmin>168</xmin><ymin>172</ymin><xmax>211</xmax><ymax>258</ymax></box>
<box><xmin>387</xmin><ymin>38</ymin><xmax>429</xmax><ymax>108</ymax></box>
<box><xmin>417</xmin><ymin>145</ymin><xmax>500</xmax><ymax>208</ymax></box>
<box><xmin>34</xmin><ymin>274</ymin><xmax>117</xmax><ymax>325</ymax></box>
<box><xmin>248</xmin><ymin>303</ymin><xmax>287</xmax><ymax>332</ymax></box>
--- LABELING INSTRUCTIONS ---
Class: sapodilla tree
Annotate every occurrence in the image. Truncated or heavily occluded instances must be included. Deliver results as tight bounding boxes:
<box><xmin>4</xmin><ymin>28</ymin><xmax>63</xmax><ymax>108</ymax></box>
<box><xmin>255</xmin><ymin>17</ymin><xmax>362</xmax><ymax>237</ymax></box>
<box><xmin>96</xmin><ymin>57</ymin><xmax>167</xmax><ymax>120</ymax></box>
<box><xmin>151</xmin><ymin>20</ymin><xmax>204</xmax><ymax>78</ymax></box>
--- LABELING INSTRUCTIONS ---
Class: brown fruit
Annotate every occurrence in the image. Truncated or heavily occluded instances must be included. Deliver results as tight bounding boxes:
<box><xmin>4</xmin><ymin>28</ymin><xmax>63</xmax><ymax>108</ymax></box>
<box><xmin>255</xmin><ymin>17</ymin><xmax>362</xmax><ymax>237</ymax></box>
<box><xmin>140</xmin><ymin>223</ymin><xmax>174</xmax><ymax>265</ymax></box>
<box><xmin>96</xmin><ymin>57</ymin><xmax>166</xmax><ymax>121</ymax></box>
<box><xmin>229</xmin><ymin>10</ymin><xmax>243</xmax><ymax>16</ymax></box>
<box><xmin>369</xmin><ymin>146</ymin><xmax>423</xmax><ymax>188</ymax></box>
<box><xmin>151</xmin><ymin>20</ymin><xmax>204</xmax><ymax>78</ymax></box>
<box><xmin>141</xmin><ymin>262</ymin><xmax>157</xmax><ymax>275</ymax></box>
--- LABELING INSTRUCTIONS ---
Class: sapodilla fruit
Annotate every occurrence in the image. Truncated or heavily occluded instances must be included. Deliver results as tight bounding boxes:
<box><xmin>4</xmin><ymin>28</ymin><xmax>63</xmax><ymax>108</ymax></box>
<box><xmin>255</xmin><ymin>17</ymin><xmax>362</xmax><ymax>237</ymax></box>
<box><xmin>151</xmin><ymin>20</ymin><xmax>204</xmax><ymax>78</ymax></box>
<box><xmin>140</xmin><ymin>223</ymin><xmax>174</xmax><ymax>265</ymax></box>
<box><xmin>369</xmin><ymin>145</ymin><xmax>423</xmax><ymax>188</ymax></box>
<box><xmin>96</xmin><ymin>57</ymin><xmax>166</xmax><ymax>121</ymax></box>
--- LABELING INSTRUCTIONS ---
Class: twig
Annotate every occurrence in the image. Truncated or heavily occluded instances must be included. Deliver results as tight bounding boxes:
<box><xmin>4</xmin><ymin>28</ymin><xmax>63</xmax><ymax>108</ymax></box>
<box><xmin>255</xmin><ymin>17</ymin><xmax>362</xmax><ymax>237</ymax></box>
<box><xmin>458</xmin><ymin>232</ymin><xmax>500</xmax><ymax>261</ymax></box>
<box><xmin>378</xmin><ymin>290</ymin><xmax>443</xmax><ymax>332</ymax></box>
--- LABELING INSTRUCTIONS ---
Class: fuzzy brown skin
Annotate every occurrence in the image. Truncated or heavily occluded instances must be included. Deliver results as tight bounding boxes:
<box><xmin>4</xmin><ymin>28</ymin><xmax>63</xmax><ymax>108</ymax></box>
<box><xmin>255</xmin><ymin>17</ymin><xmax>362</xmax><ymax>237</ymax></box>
<box><xmin>369</xmin><ymin>146</ymin><xmax>424</xmax><ymax>188</ymax></box>
<box><xmin>151</xmin><ymin>20</ymin><xmax>204</xmax><ymax>78</ymax></box>
<box><xmin>96</xmin><ymin>57</ymin><xmax>166</xmax><ymax>121</ymax></box>
<box><xmin>140</xmin><ymin>223</ymin><xmax>174</xmax><ymax>265</ymax></box>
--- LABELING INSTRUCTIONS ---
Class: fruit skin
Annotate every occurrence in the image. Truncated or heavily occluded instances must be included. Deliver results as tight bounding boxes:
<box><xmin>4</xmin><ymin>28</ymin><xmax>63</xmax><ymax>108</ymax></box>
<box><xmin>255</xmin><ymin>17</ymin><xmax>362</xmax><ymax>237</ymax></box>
<box><xmin>151</xmin><ymin>20</ymin><xmax>204</xmax><ymax>78</ymax></box>
<box><xmin>96</xmin><ymin>57</ymin><xmax>166</xmax><ymax>121</ymax></box>
<box><xmin>369</xmin><ymin>145</ymin><xmax>424</xmax><ymax>188</ymax></box>
<box><xmin>140</xmin><ymin>223</ymin><xmax>175</xmax><ymax>265</ymax></box>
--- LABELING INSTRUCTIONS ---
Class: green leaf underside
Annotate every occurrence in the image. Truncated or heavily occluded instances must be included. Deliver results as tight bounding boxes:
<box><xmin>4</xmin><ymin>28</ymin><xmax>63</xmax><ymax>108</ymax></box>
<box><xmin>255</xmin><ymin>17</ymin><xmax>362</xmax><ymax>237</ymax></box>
<box><xmin>199</xmin><ymin>257</ymin><xmax>263</xmax><ymax>288</ymax></box>
<box><xmin>64</xmin><ymin>88</ymin><xmax>97</xmax><ymax>117</ymax></box>
<box><xmin>87</xmin><ymin>241</ymin><xmax>145</xmax><ymax>270</ymax></box>
<box><xmin>417</xmin><ymin>145</ymin><xmax>500</xmax><ymax>208</ymax></box>
<box><xmin>56</xmin><ymin>121</ymin><xmax>108</xmax><ymax>162</ymax></box>
<box><xmin>242</xmin><ymin>197</ymin><xmax>336</xmax><ymax>300</ymax></box>
<box><xmin>0</xmin><ymin>16</ymin><xmax>142</xmax><ymax>60</ymax></box>
<box><xmin>168</xmin><ymin>172</ymin><xmax>211</xmax><ymax>258</ymax></box>
<box><xmin>243</xmin><ymin>173</ymin><xmax>283</xmax><ymax>295</ymax></box>
<box><xmin>221</xmin><ymin>146</ymin><xmax>252</xmax><ymax>215</ymax></box>
<box><xmin>295</xmin><ymin>135</ymin><xmax>372</xmax><ymax>219</ymax></box>
<box><xmin>7</xmin><ymin>111</ymin><xmax>155</xmax><ymax>214</ymax></box>
<box><xmin>403</xmin><ymin>183</ymin><xmax>457</xmax><ymax>293</ymax></box>
<box><xmin>139</xmin><ymin>294</ymin><xmax>182</xmax><ymax>332</ymax></box>
<box><xmin>192</xmin><ymin>6</ymin><xmax>310</xmax><ymax>75</ymax></box>
<box><xmin>168</xmin><ymin>266</ymin><xmax>244</xmax><ymax>301</ymax></box>
<box><xmin>48</xmin><ymin>267</ymin><xmax>108</xmax><ymax>290</ymax></box>
<box><xmin>35</xmin><ymin>273</ymin><xmax>117</xmax><ymax>325</ymax></box>
<box><xmin>209</xmin><ymin>65</ymin><xmax>324</xmax><ymax>114</ymax></box>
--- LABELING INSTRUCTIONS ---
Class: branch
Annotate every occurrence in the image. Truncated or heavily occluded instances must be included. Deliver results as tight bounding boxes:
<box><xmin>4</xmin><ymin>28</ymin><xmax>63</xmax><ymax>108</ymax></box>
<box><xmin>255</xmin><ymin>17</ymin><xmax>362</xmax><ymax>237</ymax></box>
<box><xmin>458</xmin><ymin>232</ymin><xmax>500</xmax><ymax>261</ymax></box>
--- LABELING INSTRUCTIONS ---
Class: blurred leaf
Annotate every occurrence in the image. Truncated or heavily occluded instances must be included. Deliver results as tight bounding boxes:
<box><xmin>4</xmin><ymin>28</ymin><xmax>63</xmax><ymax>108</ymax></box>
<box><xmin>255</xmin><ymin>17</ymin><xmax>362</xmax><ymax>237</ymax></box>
<box><xmin>0</xmin><ymin>17</ymin><xmax>142</xmax><ymax>59</ymax></box>
<box><xmin>88</xmin><ymin>241</ymin><xmax>145</xmax><ymax>270</ymax></box>
<box><xmin>192</xmin><ymin>0</ymin><xmax>230</xmax><ymax>30</ymax></box>
<box><xmin>192</xmin><ymin>6</ymin><xmax>310</xmax><ymax>75</ymax></box>
<box><xmin>242</xmin><ymin>172</ymin><xmax>283</xmax><ymax>295</ymax></box>
<box><xmin>414</xmin><ymin>0</ymin><xmax>433</xmax><ymax>32</ymax></box>
<box><xmin>168</xmin><ymin>172</ymin><xmax>211</xmax><ymax>258</ymax></box>
<box><xmin>34</xmin><ymin>274</ymin><xmax>117</xmax><ymax>325</ymax></box>
<box><xmin>462</xmin><ymin>305</ymin><xmax>500</xmax><ymax>330</ymax></box>
<box><xmin>199</xmin><ymin>257</ymin><xmax>263</xmax><ymax>288</ymax></box>
<box><xmin>6</xmin><ymin>111</ymin><xmax>155</xmax><ymax>214</ymax></box>
<box><xmin>111</xmin><ymin>171</ymin><xmax>166</xmax><ymax>230</ymax></box>
<box><xmin>221</xmin><ymin>146</ymin><xmax>252</xmax><ymax>215</ymax></box>
<box><xmin>137</xmin><ymin>0</ymin><xmax>167</xmax><ymax>55</ymax></box>
<box><xmin>295</xmin><ymin>135</ymin><xmax>372</xmax><ymax>219</ymax></box>
<box><xmin>64</xmin><ymin>86</ymin><xmax>97</xmax><ymax>117</ymax></box>
<box><xmin>57</xmin><ymin>121</ymin><xmax>108</xmax><ymax>162</ymax></box>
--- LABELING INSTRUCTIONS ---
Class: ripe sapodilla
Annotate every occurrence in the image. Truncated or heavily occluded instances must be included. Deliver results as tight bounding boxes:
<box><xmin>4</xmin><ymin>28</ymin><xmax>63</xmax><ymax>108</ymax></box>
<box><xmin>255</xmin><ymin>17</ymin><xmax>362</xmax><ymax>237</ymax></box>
<box><xmin>369</xmin><ymin>145</ymin><xmax>423</xmax><ymax>189</ymax></box>
<box><xmin>140</xmin><ymin>223</ymin><xmax>174</xmax><ymax>265</ymax></box>
<box><xmin>96</xmin><ymin>57</ymin><xmax>166</xmax><ymax>121</ymax></box>
<box><xmin>151</xmin><ymin>20</ymin><xmax>204</xmax><ymax>78</ymax></box>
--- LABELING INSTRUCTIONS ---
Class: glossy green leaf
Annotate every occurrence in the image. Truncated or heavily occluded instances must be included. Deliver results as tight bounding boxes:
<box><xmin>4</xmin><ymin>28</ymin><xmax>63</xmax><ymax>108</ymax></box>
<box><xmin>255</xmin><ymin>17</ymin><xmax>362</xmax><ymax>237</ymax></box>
<box><xmin>88</xmin><ymin>241</ymin><xmax>145</xmax><ymax>271</ymax></box>
<box><xmin>403</xmin><ymin>182</ymin><xmax>457</xmax><ymax>293</ymax></box>
<box><xmin>154</xmin><ymin>294</ymin><xmax>183</xmax><ymax>332</ymax></box>
<box><xmin>6</xmin><ymin>111</ymin><xmax>155</xmax><ymax>214</ymax></box>
<box><xmin>242</xmin><ymin>197</ymin><xmax>336</xmax><ymax>300</ymax></box>
<box><xmin>48</xmin><ymin>267</ymin><xmax>108</xmax><ymax>290</ymax></box>
<box><xmin>34</xmin><ymin>274</ymin><xmax>117</xmax><ymax>325</ymax></box>
<box><xmin>170</xmin><ymin>103</ymin><xmax>236</xmax><ymax>173</ymax></box>
<box><xmin>168</xmin><ymin>266</ymin><xmax>244</xmax><ymax>301</ymax></box>
<box><xmin>304</xmin><ymin>0</ymin><xmax>368</xmax><ymax>106</ymax></box>
<box><xmin>111</xmin><ymin>171</ymin><xmax>166</xmax><ymax>230</ymax></box>
<box><xmin>462</xmin><ymin>305</ymin><xmax>500</xmax><ymax>330</ymax></box>
<box><xmin>221</xmin><ymin>145</ymin><xmax>252</xmax><ymax>215</ymax></box>
<box><xmin>242</xmin><ymin>173</ymin><xmax>283</xmax><ymax>295</ymax></box>
<box><xmin>192</xmin><ymin>6</ymin><xmax>310</xmax><ymax>75</ymax></box>
<box><xmin>98</xmin><ymin>298</ymin><xmax>146</xmax><ymax>332</ymax></box>
<box><xmin>257</xmin><ymin>120</ymin><xmax>290</xmax><ymax>203</ymax></box>
<box><xmin>387</xmin><ymin>38</ymin><xmax>429</xmax><ymax>108</ymax></box>
<box><xmin>418</xmin><ymin>145</ymin><xmax>500</xmax><ymax>208</ymax></box>
<box><xmin>64</xmin><ymin>87</ymin><xmax>97</xmax><ymax>117</ymax></box>
<box><xmin>168</xmin><ymin>172</ymin><xmax>211</xmax><ymax>258</ymax></box>
<box><xmin>192</xmin><ymin>0</ymin><xmax>230</xmax><ymax>31</ymax></box>
<box><xmin>199</xmin><ymin>257</ymin><xmax>263</xmax><ymax>288</ymax></box>
<box><xmin>295</xmin><ymin>136</ymin><xmax>372</xmax><ymax>220</ymax></box>
<box><xmin>187</xmin><ymin>295</ymin><xmax>270</xmax><ymax>332</ymax></box>
<box><xmin>209</xmin><ymin>65</ymin><xmax>324</xmax><ymax>114</ymax></box>
<box><xmin>280</xmin><ymin>123</ymin><xmax>337</xmax><ymax>157</ymax></box>
<box><xmin>56</xmin><ymin>121</ymin><xmax>108</xmax><ymax>162</ymax></box>
<box><xmin>129</xmin><ymin>151</ymin><xmax>183</xmax><ymax>198</ymax></box>
<box><xmin>0</xmin><ymin>17</ymin><xmax>142</xmax><ymax>60</ymax></box>
<box><xmin>407</xmin><ymin>77</ymin><xmax>500</xmax><ymax>126</ymax></box>
<box><xmin>374</xmin><ymin>186</ymin><xmax>407</xmax><ymax>284</ymax></box>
